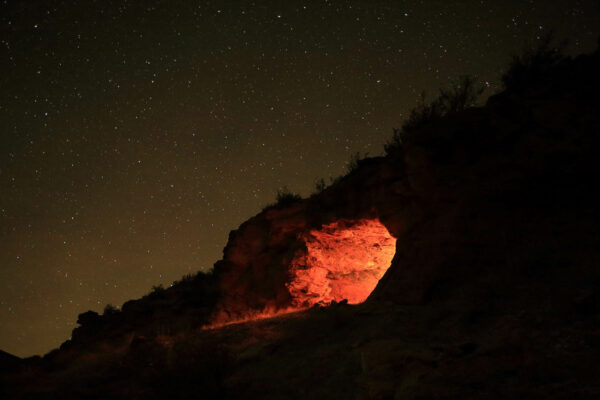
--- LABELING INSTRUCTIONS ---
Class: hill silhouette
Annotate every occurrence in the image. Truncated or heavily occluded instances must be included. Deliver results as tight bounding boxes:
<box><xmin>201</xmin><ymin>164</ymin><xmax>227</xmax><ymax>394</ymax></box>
<box><xmin>2</xmin><ymin>43</ymin><xmax>600</xmax><ymax>399</ymax></box>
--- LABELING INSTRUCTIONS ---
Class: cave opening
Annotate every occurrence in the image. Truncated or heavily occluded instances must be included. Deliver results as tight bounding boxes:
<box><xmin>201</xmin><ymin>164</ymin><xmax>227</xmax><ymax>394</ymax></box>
<box><xmin>287</xmin><ymin>218</ymin><xmax>397</xmax><ymax>308</ymax></box>
<box><xmin>207</xmin><ymin>218</ymin><xmax>396</xmax><ymax>329</ymax></box>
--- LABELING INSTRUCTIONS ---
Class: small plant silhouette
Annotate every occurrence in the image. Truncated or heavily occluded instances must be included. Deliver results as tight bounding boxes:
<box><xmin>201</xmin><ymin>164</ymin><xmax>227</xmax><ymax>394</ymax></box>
<box><xmin>76</xmin><ymin>310</ymin><xmax>100</xmax><ymax>327</ymax></box>
<box><xmin>314</xmin><ymin>178</ymin><xmax>327</xmax><ymax>193</ymax></box>
<box><xmin>275</xmin><ymin>186</ymin><xmax>302</xmax><ymax>206</ymax></box>
<box><xmin>347</xmin><ymin>152</ymin><xmax>361</xmax><ymax>173</ymax></box>
<box><xmin>150</xmin><ymin>284</ymin><xmax>165</xmax><ymax>295</ymax></box>
<box><xmin>502</xmin><ymin>33</ymin><xmax>565</xmax><ymax>92</ymax></box>
<box><xmin>103</xmin><ymin>304</ymin><xmax>118</xmax><ymax>315</ymax></box>
<box><xmin>385</xmin><ymin>75</ymin><xmax>484</xmax><ymax>155</ymax></box>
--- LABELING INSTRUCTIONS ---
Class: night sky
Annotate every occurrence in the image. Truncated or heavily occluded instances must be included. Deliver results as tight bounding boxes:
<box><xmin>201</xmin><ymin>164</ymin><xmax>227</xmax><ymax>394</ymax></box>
<box><xmin>1</xmin><ymin>0</ymin><xmax>598</xmax><ymax>357</ymax></box>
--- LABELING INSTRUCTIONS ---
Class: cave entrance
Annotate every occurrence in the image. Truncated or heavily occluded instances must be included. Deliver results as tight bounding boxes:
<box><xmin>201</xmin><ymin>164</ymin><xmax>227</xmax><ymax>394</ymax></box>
<box><xmin>287</xmin><ymin>219</ymin><xmax>396</xmax><ymax>308</ymax></box>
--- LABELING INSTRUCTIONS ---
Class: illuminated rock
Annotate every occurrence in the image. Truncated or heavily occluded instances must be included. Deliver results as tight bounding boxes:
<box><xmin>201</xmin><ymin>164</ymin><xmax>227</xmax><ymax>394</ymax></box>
<box><xmin>287</xmin><ymin>219</ymin><xmax>396</xmax><ymax>307</ymax></box>
<box><xmin>208</xmin><ymin>217</ymin><xmax>396</xmax><ymax>327</ymax></box>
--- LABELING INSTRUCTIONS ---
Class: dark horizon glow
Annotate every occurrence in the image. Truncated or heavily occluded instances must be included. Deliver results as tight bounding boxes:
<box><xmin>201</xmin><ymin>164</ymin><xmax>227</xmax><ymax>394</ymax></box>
<box><xmin>1</xmin><ymin>0</ymin><xmax>599</xmax><ymax>357</ymax></box>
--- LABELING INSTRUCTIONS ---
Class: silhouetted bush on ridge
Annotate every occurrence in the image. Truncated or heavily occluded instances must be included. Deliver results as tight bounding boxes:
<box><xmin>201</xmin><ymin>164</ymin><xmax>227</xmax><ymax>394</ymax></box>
<box><xmin>385</xmin><ymin>75</ymin><xmax>484</xmax><ymax>155</ymax></box>
<box><xmin>313</xmin><ymin>178</ymin><xmax>327</xmax><ymax>194</ymax></box>
<box><xmin>347</xmin><ymin>151</ymin><xmax>371</xmax><ymax>173</ymax></box>
<box><xmin>76</xmin><ymin>310</ymin><xmax>100</xmax><ymax>327</ymax></box>
<box><xmin>276</xmin><ymin>186</ymin><xmax>302</xmax><ymax>205</ymax></box>
<box><xmin>103</xmin><ymin>304</ymin><xmax>119</xmax><ymax>316</ymax></box>
<box><xmin>502</xmin><ymin>33</ymin><xmax>565</xmax><ymax>92</ymax></box>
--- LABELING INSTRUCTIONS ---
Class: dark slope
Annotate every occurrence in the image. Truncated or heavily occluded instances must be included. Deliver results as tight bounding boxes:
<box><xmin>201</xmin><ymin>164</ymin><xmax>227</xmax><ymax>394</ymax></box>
<box><xmin>0</xmin><ymin>350</ymin><xmax>20</xmax><ymax>376</ymax></box>
<box><xmin>2</xmin><ymin>47</ymin><xmax>600</xmax><ymax>399</ymax></box>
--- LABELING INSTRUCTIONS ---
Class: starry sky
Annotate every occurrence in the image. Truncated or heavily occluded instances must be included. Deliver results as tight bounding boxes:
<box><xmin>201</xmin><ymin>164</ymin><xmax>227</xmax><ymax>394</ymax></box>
<box><xmin>1</xmin><ymin>0</ymin><xmax>598</xmax><ymax>357</ymax></box>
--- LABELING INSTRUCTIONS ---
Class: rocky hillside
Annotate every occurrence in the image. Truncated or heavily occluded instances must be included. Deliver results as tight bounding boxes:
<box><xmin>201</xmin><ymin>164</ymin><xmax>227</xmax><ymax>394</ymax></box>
<box><xmin>1</xmin><ymin>45</ymin><xmax>599</xmax><ymax>399</ymax></box>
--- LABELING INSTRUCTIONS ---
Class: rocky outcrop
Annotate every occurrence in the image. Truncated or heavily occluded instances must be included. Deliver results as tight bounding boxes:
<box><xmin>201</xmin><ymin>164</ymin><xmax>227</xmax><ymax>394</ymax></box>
<box><xmin>373</xmin><ymin>49</ymin><xmax>600</xmax><ymax>308</ymax></box>
<box><xmin>211</xmin><ymin>47</ymin><xmax>600</xmax><ymax>323</ymax></box>
<box><xmin>2</xmin><ymin>47</ymin><xmax>600</xmax><ymax>399</ymax></box>
<box><xmin>211</xmin><ymin>157</ymin><xmax>405</xmax><ymax>323</ymax></box>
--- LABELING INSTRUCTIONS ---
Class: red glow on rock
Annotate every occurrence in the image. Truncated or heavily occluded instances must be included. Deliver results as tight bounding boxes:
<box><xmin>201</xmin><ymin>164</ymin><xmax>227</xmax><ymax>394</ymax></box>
<box><xmin>206</xmin><ymin>218</ymin><xmax>396</xmax><ymax>329</ymax></box>
<box><xmin>204</xmin><ymin>306</ymin><xmax>301</xmax><ymax>330</ymax></box>
<box><xmin>287</xmin><ymin>219</ymin><xmax>396</xmax><ymax>307</ymax></box>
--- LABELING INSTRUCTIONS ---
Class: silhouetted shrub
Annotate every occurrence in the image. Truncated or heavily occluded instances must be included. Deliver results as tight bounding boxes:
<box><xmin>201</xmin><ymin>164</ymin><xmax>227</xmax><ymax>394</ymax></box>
<box><xmin>180</xmin><ymin>273</ymin><xmax>195</xmax><ymax>282</ymax></box>
<box><xmin>384</xmin><ymin>128</ymin><xmax>404</xmax><ymax>155</ymax></box>
<box><xmin>146</xmin><ymin>284</ymin><xmax>166</xmax><ymax>299</ymax></box>
<box><xmin>103</xmin><ymin>304</ymin><xmax>119</xmax><ymax>316</ymax></box>
<box><xmin>385</xmin><ymin>76</ymin><xmax>484</xmax><ymax>155</ymax></box>
<box><xmin>502</xmin><ymin>33</ymin><xmax>565</xmax><ymax>92</ymax></box>
<box><xmin>314</xmin><ymin>178</ymin><xmax>327</xmax><ymax>194</ymax></box>
<box><xmin>171</xmin><ymin>273</ymin><xmax>196</xmax><ymax>287</ymax></box>
<box><xmin>275</xmin><ymin>186</ymin><xmax>302</xmax><ymax>206</ymax></box>
<box><xmin>76</xmin><ymin>310</ymin><xmax>100</xmax><ymax>327</ymax></box>
<box><xmin>438</xmin><ymin>76</ymin><xmax>485</xmax><ymax>113</ymax></box>
<box><xmin>347</xmin><ymin>151</ymin><xmax>370</xmax><ymax>173</ymax></box>
<box><xmin>262</xmin><ymin>186</ymin><xmax>303</xmax><ymax>211</ymax></box>
<box><xmin>152</xmin><ymin>284</ymin><xmax>164</xmax><ymax>293</ymax></box>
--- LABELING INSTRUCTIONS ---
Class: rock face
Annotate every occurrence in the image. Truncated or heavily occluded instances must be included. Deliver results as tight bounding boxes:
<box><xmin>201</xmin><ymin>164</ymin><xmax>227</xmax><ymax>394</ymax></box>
<box><xmin>286</xmin><ymin>219</ymin><xmax>396</xmax><ymax>307</ymax></box>
<box><xmin>210</xmin><ymin>160</ymin><xmax>403</xmax><ymax>325</ymax></box>
<box><xmin>373</xmin><ymin>49</ymin><xmax>600</xmax><ymax>307</ymax></box>
<box><xmin>212</xmin><ymin>45</ymin><xmax>600</xmax><ymax>323</ymax></box>
<box><xmin>2</xmin><ymin>48</ymin><xmax>600</xmax><ymax>399</ymax></box>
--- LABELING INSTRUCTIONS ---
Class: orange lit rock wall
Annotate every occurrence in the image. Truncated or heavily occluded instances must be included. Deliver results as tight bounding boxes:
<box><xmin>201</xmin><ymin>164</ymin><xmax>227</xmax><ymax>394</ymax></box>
<box><xmin>208</xmin><ymin>217</ymin><xmax>397</xmax><ymax>328</ymax></box>
<box><xmin>287</xmin><ymin>219</ymin><xmax>396</xmax><ymax>307</ymax></box>
<box><xmin>210</xmin><ymin>157</ymin><xmax>406</xmax><ymax>327</ymax></box>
